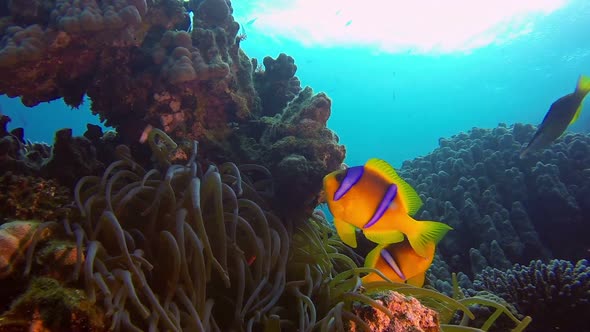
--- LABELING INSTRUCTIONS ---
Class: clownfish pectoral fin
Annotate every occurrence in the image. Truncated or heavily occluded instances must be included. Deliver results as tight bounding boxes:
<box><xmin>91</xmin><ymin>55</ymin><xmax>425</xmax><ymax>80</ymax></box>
<box><xmin>365</xmin><ymin>158</ymin><xmax>423</xmax><ymax>216</ymax></box>
<box><xmin>363</xmin><ymin>244</ymin><xmax>386</xmax><ymax>269</ymax></box>
<box><xmin>406</xmin><ymin>272</ymin><xmax>426</xmax><ymax>287</ymax></box>
<box><xmin>363</xmin><ymin>227</ymin><xmax>405</xmax><ymax>245</ymax></box>
<box><xmin>334</xmin><ymin>218</ymin><xmax>358</xmax><ymax>248</ymax></box>
<box><xmin>407</xmin><ymin>220</ymin><xmax>452</xmax><ymax>258</ymax></box>
<box><xmin>361</xmin><ymin>272</ymin><xmax>385</xmax><ymax>284</ymax></box>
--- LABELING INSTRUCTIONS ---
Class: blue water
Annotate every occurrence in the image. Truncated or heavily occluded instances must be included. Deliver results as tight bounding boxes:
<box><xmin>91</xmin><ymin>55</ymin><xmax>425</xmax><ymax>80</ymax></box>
<box><xmin>2</xmin><ymin>0</ymin><xmax>590</xmax><ymax>169</ymax></box>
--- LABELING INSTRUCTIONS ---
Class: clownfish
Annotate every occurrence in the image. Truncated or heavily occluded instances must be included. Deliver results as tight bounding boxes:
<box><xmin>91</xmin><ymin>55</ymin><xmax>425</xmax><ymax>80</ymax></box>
<box><xmin>520</xmin><ymin>75</ymin><xmax>590</xmax><ymax>158</ymax></box>
<box><xmin>322</xmin><ymin>158</ymin><xmax>451</xmax><ymax>258</ymax></box>
<box><xmin>361</xmin><ymin>239</ymin><xmax>435</xmax><ymax>287</ymax></box>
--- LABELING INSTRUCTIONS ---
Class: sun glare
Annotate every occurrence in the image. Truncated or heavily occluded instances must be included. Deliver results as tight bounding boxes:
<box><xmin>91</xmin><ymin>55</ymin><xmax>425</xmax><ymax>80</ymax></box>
<box><xmin>239</xmin><ymin>0</ymin><xmax>569</xmax><ymax>53</ymax></box>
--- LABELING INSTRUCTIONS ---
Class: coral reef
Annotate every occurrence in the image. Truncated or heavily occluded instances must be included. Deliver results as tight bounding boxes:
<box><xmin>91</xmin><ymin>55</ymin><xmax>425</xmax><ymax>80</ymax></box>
<box><xmin>0</xmin><ymin>173</ymin><xmax>71</xmax><ymax>221</ymax></box>
<box><xmin>1</xmin><ymin>0</ymin><xmax>345</xmax><ymax>219</ymax></box>
<box><xmin>2</xmin><ymin>0</ymin><xmax>552</xmax><ymax>329</ymax></box>
<box><xmin>0</xmin><ymin>130</ymin><xmax>517</xmax><ymax>331</ymax></box>
<box><xmin>0</xmin><ymin>114</ymin><xmax>109</xmax><ymax>181</ymax></box>
<box><xmin>253</xmin><ymin>53</ymin><xmax>302</xmax><ymax>116</ymax></box>
<box><xmin>235</xmin><ymin>87</ymin><xmax>346</xmax><ymax>218</ymax></box>
<box><xmin>0</xmin><ymin>114</ymin><xmax>52</xmax><ymax>174</ymax></box>
<box><xmin>0</xmin><ymin>0</ymin><xmax>165</xmax><ymax>107</ymax></box>
<box><xmin>348</xmin><ymin>291</ymin><xmax>439</xmax><ymax>332</ymax></box>
<box><xmin>0</xmin><ymin>218</ymin><xmax>90</xmax><ymax>327</ymax></box>
<box><xmin>399</xmin><ymin>123</ymin><xmax>590</xmax><ymax>274</ymax></box>
<box><xmin>469</xmin><ymin>259</ymin><xmax>590</xmax><ymax>332</ymax></box>
<box><xmin>0</xmin><ymin>277</ymin><xmax>106</xmax><ymax>331</ymax></box>
<box><xmin>42</xmin><ymin>128</ymin><xmax>105</xmax><ymax>187</ymax></box>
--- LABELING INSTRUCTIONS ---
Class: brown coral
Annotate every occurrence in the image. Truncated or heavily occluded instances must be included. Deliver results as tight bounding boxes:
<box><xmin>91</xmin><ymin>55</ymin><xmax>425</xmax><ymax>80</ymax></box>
<box><xmin>0</xmin><ymin>173</ymin><xmax>71</xmax><ymax>221</ymax></box>
<box><xmin>0</xmin><ymin>277</ymin><xmax>106</xmax><ymax>332</ymax></box>
<box><xmin>349</xmin><ymin>291</ymin><xmax>440</xmax><ymax>332</ymax></box>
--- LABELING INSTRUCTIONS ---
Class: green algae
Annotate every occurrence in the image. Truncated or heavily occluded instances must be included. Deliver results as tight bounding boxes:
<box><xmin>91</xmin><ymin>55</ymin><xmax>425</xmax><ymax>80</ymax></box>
<box><xmin>0</xmin><ymin>277</ymin><xmax>105</xmax><ymax>331</ymax></box>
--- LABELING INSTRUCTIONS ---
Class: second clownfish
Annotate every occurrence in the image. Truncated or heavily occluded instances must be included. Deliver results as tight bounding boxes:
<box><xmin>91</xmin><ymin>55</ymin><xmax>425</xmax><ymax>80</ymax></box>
<box><xmin>362</xmin><ymin>239</ymin><xmax>435</xmax><ymax>287</ymax></box>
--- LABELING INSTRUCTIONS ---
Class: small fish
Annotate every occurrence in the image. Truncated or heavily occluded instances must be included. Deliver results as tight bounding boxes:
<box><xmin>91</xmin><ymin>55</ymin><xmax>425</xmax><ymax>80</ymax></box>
<box><xmin>245</xmin><ymin>18</ymin><xmax>257</xmax><ymax>26</ymax></box>
<box><xmin>139</xmin><ymin>124</ymin><xmax>153</xmax><ymax>143</ymax></box>
<box><xmin>187</xmin><ymin>11</ymin><xmax>194</xmax><ymax>33</ymax></box>
<box><xmin>323</xmin><ymin>158</ymin><xmax>452</xmax><ymax>258</ymax></box>
<box><xmin>345</xmin><ymin>20</ymin><xmax>352</xmax><ymax>27</ymax></box>
<box><xmin>520</xmin><ymin>75</ymin><xmax>590</xmax><ymax>158</ymax></box>
<box><xmin>362</xmin><ymin>239</ymin><xmax>435</xmax><ymax>287</ymax></box>
<box><xmin>247</xmin><ymin>255</ymin><xmax>256</xmax><ymax>266</ymax></box>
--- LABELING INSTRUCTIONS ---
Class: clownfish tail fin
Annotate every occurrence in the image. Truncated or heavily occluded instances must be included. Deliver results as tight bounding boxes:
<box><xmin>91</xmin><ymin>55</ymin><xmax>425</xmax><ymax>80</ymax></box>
<box><xmin>407</xmin><ymin>220</ymin><xmax>452</xmax><ymax>258</ymax></box>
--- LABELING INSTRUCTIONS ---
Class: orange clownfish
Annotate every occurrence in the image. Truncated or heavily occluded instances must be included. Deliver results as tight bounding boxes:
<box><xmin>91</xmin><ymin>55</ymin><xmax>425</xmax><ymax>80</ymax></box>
<box><xmin>362</xmin><ymin>239</ymin><xmax>435</xmax><ymax>287</ymax></box>
<box><xmin>323</xmin><ymin>158</ymin><xmax>451</xmax><ymax>258</ymax></box>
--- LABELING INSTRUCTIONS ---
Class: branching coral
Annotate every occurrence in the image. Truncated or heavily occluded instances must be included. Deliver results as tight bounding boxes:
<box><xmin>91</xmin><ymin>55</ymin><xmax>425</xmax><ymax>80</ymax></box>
<box><xmin>471</xmin><ymin>259</ymin><xmax>589</xmax><ymax>331</ymax></box>
<box><xmin>399</xmin><ymin>124</ymin><xmax>590</xmax><ymax>274</ymax></box>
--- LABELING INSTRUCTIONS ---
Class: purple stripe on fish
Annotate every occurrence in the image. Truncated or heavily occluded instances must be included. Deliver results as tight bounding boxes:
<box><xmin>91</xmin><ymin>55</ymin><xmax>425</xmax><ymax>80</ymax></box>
<box><xmin>363</xmin><ymin>184</ymin><xmax>397</xmax><ymax>229</ymax></box>
<box><xmin>333</xmin><ymin>166</ymin><xmax>364</xmax><ymax>201</ymax></box>
<box><xmin>380</xmin><ymin>248</ymin><xmax>406</xmax><ymax>281</ymax></box>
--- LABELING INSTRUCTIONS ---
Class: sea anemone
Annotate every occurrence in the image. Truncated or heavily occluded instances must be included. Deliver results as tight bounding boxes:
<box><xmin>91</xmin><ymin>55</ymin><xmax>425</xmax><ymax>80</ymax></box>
<box><xmin>71</xmin><ymin>128</ymin><xmax>288</xmax><ymax>330</ymax></box>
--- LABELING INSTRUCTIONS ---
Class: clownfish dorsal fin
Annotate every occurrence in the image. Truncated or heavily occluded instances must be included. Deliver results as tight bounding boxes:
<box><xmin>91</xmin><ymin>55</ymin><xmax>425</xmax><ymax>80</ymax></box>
<box><xmin>365</xmin><ymin>158</ymin><xmax>424</xmax><ymax>216</ymax></box>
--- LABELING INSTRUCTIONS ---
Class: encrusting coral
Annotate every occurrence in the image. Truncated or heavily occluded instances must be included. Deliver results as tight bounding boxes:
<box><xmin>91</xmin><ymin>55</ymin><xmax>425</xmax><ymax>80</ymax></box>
<box><xmin>0</xmin><ymin>277</ymin><xmax>106</xmax><ymax>331</ymax></box>
<box><xmin>0</xmin><ymin>173</ymin><xmax>71</xmax><ymax>221</ymax></box>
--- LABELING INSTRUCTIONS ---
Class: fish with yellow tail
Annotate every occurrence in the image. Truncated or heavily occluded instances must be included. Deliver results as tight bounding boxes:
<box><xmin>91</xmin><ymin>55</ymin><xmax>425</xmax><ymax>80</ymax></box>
<box><xmin>322</xmin><ymin>158</ymin><xmax>452</xmax><ymax>258</ymax></box>
<box><xmin>361</xmin><ymin>239</ymin><xmax>436</xmax><ymax>287</ymax></box>
<box><xmin>520</xmin><ymin>75</ymin><xmax>590</xmax><ymax>158</ymax></box>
